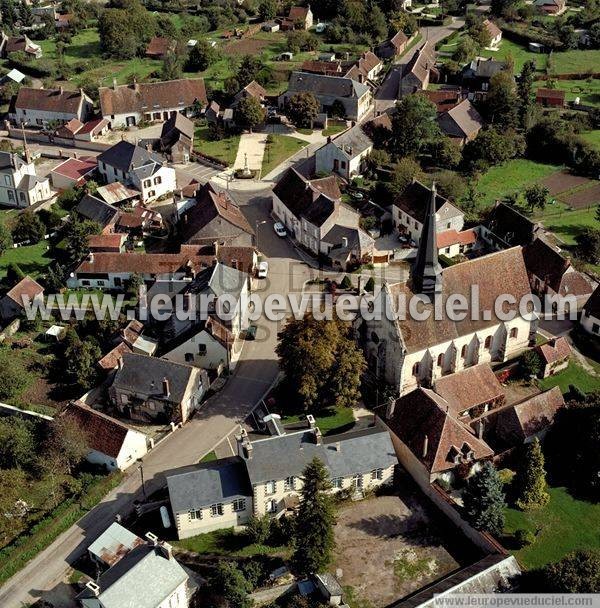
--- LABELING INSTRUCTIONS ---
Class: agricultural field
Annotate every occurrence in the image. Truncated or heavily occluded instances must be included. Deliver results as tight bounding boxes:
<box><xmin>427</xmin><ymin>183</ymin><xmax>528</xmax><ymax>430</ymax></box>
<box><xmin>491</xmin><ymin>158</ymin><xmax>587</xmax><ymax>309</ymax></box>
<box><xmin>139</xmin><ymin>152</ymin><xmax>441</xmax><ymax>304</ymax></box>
<box><xmin>470</xmin><ymin>159</ymin><xmax>562</xmax><ymax>209</ymax></box>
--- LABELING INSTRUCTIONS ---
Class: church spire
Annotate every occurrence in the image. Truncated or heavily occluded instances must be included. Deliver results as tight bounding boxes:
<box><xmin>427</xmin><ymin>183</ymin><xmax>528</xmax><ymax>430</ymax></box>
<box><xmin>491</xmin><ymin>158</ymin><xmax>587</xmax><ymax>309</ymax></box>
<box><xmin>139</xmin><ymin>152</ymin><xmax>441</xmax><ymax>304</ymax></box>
<box><xmin>412</xmin><ymin>182</ymin><xmax>442</xmax><ymax>300</ymax></box>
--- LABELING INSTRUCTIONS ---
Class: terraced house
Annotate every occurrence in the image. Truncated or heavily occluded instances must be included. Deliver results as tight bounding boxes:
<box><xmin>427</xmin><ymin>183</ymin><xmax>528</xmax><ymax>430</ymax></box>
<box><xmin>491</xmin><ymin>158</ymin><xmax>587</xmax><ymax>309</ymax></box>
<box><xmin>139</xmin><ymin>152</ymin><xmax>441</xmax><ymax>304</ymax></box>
<box><xmin>99</xmin><ymin>78</ymin><xmax>207</xmax><ymax>128</ymax></box>
<box><xmin>166</xmin><ymin>415</ymin><xmax>397</xmax><ymax>539</ymax></box>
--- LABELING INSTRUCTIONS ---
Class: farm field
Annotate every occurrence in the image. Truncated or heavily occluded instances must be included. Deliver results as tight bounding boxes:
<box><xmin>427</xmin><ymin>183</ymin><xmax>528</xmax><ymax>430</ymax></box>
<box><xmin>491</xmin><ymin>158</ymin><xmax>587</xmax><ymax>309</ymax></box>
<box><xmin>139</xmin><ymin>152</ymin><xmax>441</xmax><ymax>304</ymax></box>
<box><xmin>471</xmin><ymin>159</ymin><xmax>562</xmax><ymax>209</ymax></box>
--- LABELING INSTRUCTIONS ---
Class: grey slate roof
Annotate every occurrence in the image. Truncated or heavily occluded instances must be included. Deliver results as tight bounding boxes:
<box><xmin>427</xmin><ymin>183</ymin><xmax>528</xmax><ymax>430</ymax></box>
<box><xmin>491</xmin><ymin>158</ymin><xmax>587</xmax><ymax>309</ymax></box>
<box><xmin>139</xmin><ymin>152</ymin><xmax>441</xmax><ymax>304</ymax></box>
<box><xmin>98</xmin><ymin>140</ymin><xmax>163</xmax><ymax>173</ymax></box>
<box><xmin>245</xmin><ymin>421</ymin><xmax>397</xmax><ymax>485</ymax></box>
<box><xmin>329</xmin><ymin>124</ymin><xmax>373</xmax><ymax>157</ymax></box>
<box><xmin>287</xmin><ymin>72</ymin><xmax>369</xmax><ymax>99</ymax></box>
<box><xmin>78</xmin><ymin>544</ymin><xmax>188</xmax><ymax>608</ymax></box>
<box><xmin>75</xmin><ymin>194</ymin><xmax>119</xmax><ymax>227</ymax></box>
<box><xmin>111</xmin><ymin>352</ymin><xmax>196</xmax><ymax>403</ymax></box>
<box><xmin>167</xmin><ymin>457</ymin><xmax>252</xmax><ymax>512</ymax></box>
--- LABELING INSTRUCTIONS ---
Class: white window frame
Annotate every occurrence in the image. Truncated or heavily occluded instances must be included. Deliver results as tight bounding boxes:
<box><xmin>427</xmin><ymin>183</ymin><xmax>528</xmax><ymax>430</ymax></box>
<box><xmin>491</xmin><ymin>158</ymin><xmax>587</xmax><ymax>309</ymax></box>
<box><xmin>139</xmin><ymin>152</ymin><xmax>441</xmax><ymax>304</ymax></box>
<box><xmin>265</xmin><ymin>480</ymin><xmax>276</xmax><ymax>495</ymax></box>
<box><xmin>232</xmin><ymin>499</ymin><xmax>246</xmax><ymax>512</ymax></box>
<box><xmin>210</xmin><ymin>503</ymin><xmax>224</xmax><ymax>517</ymax></box>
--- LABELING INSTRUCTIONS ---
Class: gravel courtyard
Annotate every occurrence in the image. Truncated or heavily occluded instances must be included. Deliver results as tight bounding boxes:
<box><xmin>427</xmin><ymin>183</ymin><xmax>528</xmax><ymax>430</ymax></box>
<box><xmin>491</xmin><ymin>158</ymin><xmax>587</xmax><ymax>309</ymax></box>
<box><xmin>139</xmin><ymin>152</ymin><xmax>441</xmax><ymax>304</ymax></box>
<box><xmin>332</xmin><ymin>492</ymin><xmax>466</xmax><ymax>607</ymax></box>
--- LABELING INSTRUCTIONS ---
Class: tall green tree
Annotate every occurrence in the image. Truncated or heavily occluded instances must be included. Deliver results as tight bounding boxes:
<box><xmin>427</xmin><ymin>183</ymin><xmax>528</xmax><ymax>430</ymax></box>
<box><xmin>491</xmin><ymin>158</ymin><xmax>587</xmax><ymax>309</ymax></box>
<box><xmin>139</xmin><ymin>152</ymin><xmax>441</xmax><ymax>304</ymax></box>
<box><xmin>12</xmin><ymin>210</ymin><xmax>45</xmax><ymax>244</ymax></box>
<box><xmin>0</xmin><ymin>350</ymin><xmax>29</xmax><ymax>401</ymax></box>
<box><xmin>292</xmin><ymin>458</ymin><xmax>336</xmax><ymax>574</ymax></box>
<box><xmin>543</xmin><ymin>550</ymin><xmax>600</xmax><ymax>592</ymax></box>
<box><xmin>186</xmin><ymin>39</ymin><xmax>217</xmax><ymax>72</ymax></box>
<box><xmin>258</xmin><ymin>0</ymin><xmax>277</xmax><ymax>20</ymax></box>
<box><xmin>485</xmin><ymin>70</ymin><xmax>518</xmax><ymax>127</ymax></box>
<box><xmin>210</xmin><ymin>561</ymin><xmax>253</xmax><ymax>608</ymax></box>
<box><xmin>64</xmin><ymin>334</ymin><xmax>101</xmax><ymax>390</ymax></box>
<box><xmin>235</xmin><ymin>96</ymin><xmax>266</xmax><ymax>132</ymax></box>
<box><xmin>514</xmin><ymin>438</ymin><xmax>550</xmax><ymax>510</ymax></box>
<box><xmin>391</xmin><ymin>95</ymin><xmax>439</xmax><ymax>157</ymax></box>
<box><xmin>0</xmin><ymin>223</ymin><xmax>12</xmax><ymax>257</ymax></box>
<box><xmin>64</xmin><ymin>215</ymin><xmax>101</xmax><ymax>263</ymax></box>
<box><xmin>0</xmin><ymin>417</ymin><xmax>37</xmax><ymax>470</ymax></box>
<box><xmin>524</xmin><ymin>184</ymin><xmax>549</xmax><ymax>213</ymax></box>
<box><xmin>276</xmin><ymin>314</ymin><xmax>365</xmax><ymax>412</ymax></box>
<box><xmin>518</xmin><ymin>60</ymin><xmax>536</xmax><ymax>128</ymax></box>
<box><xmin>463</xmin><ymin>461</ymin><xmax>506</xmax><ymax>536</ymax></box>
<box><xmin>161</xmin><ymin>49</ymin><xmax>183</xmax><ymax>81</ymax></box>
<box><xmin>285</xmin><ymin>92</ymin><xmax>320</xmax><ymax>129</ymax></box>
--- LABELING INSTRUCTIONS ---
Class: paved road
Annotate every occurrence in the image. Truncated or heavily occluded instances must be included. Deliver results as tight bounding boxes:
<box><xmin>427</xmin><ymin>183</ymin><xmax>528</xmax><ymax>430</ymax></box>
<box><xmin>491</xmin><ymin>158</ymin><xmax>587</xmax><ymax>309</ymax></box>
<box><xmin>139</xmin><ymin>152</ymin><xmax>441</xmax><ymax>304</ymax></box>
<box><xmin>375</xmin><ymin>20</ymin><xmax>465</xmax><ymax>114</ymax></box>
<box><xmin>0</xmin><ymin>183</ymin><xmax>313</xmax><ymax>608</ymax></box>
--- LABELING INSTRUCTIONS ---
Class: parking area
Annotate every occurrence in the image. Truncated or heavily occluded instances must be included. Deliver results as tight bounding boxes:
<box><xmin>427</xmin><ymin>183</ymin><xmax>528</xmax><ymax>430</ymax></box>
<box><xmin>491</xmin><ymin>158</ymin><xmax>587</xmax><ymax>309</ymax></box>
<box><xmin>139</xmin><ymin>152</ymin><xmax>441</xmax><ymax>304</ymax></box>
<box><xmin>332</xmin><ymin>490</ymin><xmax>469</xmax><ymax>606</ymax></box>
<box><xmin>175</xmin><ymin>162</ymin><xmax>222</xmax><ymax>186</ymax></box>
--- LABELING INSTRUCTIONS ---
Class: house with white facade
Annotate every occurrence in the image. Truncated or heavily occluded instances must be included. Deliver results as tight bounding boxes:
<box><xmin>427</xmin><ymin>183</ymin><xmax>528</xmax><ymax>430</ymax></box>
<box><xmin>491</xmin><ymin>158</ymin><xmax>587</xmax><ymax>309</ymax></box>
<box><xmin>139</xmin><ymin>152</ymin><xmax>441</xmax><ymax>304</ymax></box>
<box><xmin>97</xmin><ymin>141</ymin><xmax>177</xmax><ymax>204</ymax></box>
<box><xmin>392</xmin><ymin>180</ymin><xmax>464</xmax><ymax>245</ymax></box>
<box><xmin>314</xmin><ymin>124</ymin><xmax>373</xmax><ymax>181</ymax></box>
<box><xmin>272</xmin><ymin>168</ymin><xmax>369</xmax><ymax>269</ymax></box>
<box><xmin>78</xmin><ymin>531</ymin><xmax>192</xmax><ymax>608</ymax></box>
<box><xmin>10</xmin><ymin>87</ymin><xmax>93</xmax><ymax>127</ymax></box>
<box><xmin>99</xmin><ymin>78</ymin><xmax>207</xmax><ymax>128</ymax></box>
<box><xmin>581</xmin><ymin>283</ymin><xmax>600</xmax><ymax>336</ymax></box>
<box><xmin>62</xmin><ymin>400</ymin><xmax>149</xmax><ymax>471</ymax></box>
<box><xmin>67</xmin><ymin>245</ymin><xmax>215</xmax><ymax>291</ymax></box>
<box><xmin>279</xmin><ymin>72</ymin><xmax>372</xmax><ymax>121</ymax></box>
<box><xmin>363</xmin><ymin>184</ymin><xmax>536</xmax><ymax>396</ymax></box>
<box><xmin>109</xmin><ymin>352</ymin><xmax>208</xmax><ymax>424</ymax></box>
<box><xmin>0</xmin><ymin>149</ymin><xmax>52</xmax><ymax>208</ymax></box>
<box><xmin>167</xmin><ymin>416</ymin><xmax>397</xmax><ymax>539</ymax></box>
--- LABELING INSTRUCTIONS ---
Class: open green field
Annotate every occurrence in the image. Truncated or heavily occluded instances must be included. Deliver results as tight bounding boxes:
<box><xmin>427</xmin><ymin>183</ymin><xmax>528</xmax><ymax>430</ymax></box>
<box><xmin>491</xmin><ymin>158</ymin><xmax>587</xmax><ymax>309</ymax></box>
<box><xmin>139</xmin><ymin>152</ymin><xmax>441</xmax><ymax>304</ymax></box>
<box><xmin>194</xmin><ymin>126</ymin><xmax>240</xmax><ymax>166</ymax></box>
<box><xmin>537</xmin><ymin>361</ymin><xmax>600</xmax><ymax>394</ymax></box>
<box><xmin>504</xmin><ymin>485</ymin><xmax>600</xmax><ymax>570</ymax></box>
<box><xmin>0</xmin><ymin>241</ymin><xmax>53</xmax><ymax>279</ymax></box>
<box><xmin>262</xmin><ymin>134</ymin><xmax>306</xmax><ymax>177</ymax></box>
<box><xmin>539</xmin><ymin>207</ymin><xmax>598</xmax><ymax>246</ymax></box>
<box><xmin>471</xmin><ymin>159</ymin><xmax>562</xmax><ymax>209</ymax></box>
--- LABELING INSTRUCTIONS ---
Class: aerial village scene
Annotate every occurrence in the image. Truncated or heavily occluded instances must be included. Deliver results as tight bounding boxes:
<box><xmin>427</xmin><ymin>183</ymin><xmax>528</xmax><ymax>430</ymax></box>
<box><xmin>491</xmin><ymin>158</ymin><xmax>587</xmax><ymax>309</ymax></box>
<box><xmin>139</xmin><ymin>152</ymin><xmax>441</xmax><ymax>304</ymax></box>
<box><xmin>0</xmin><ymin>0</ymin><xmax>599</xmax><ymax>606</ymax></box>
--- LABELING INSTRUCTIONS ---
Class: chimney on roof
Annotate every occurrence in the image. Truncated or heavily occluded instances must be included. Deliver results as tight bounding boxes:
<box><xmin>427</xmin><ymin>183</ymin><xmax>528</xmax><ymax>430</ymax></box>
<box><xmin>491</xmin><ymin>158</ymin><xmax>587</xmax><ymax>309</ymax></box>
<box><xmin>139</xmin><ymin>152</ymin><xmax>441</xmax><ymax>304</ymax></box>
<box><xmin>341</xmin><ymin>236</ymin><xmax>348</xmax><ymax>248</ymax></box>
<box><xmin>117</xmin><ymin>356</ymin><xmax>124</xmax><ymax>370</ymax></box>
<box><xmin>88</xmin><ymin>252</ymin><xmax>94</xmax><ymax>264</ymax></box>
<box><xmin>306</xmin><ymin>413</ymin><xmax>316</xmax><ymax>429</ymax></box>
<box><xmin>133</xmin><ymin>78</ymin><xmax>139</xmax><ymax>92</ymax></box>
<box><xmin>158</xmin><ymin>541</ymin><xmax>174</xmax><ymax>560</ymax></box>
<box><xmin>314</xmin><ymin>426</ymin><xmax>322</xmax><ymax>444</ymax></box>
<box><xmin>162</xmin><ymin>377</ymin><xmax>170</xmax><ymax>398</ymax></box>
<box><xmin>85</xmin><ymin>581</ymin><xmax>100</xmax><ymax>597</ymax></box>
<box><xmin>422</xmin><ymin>434</ymin><xmax>429</xmax><ymax>458</ymax></box>
<box><xmin>145</xmin><ymin>531</ymin><xmax>159</xmax><ymax>546</ymax></box>
<box><xmin>477</xmin><ymin>419</ymin><xmax>485</xmax><ymax>439</ymax></box>
<box><xmin>58</xmin><ymin>86</ymin><xmax>63</xmax><ymax>95</ymax></box>
<box><xmin>113</xmin><ymin>78</ymin><xmax>118</xmax><ymax>90</ymax></box>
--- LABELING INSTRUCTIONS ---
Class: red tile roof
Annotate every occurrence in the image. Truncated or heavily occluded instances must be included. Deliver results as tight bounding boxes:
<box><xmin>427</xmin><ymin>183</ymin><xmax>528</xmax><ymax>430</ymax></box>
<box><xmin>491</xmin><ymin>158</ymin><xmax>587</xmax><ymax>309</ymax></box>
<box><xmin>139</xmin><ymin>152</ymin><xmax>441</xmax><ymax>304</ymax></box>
<box><xmin>62</xmin><ymin>401</ymin><xmax>133</xmax><ymax>459</ymax></box>
<box><xmin>98</xmin><ymin>341</ymin><xmax>132</xmax><ymax>371</ymax></box>
<box><xmin>536</xmin><ymin>337</ymin><xmax>571</xmax><ymax>365</ymax></box>
<box><xmin>88</xmin><ymin>233</ymin><xmax>126</xmax><ymax>251</ymax></box>
<box><xmin>483</xmin><ymin>19</ymin><xmax>502</xmax><ymax>39</ymax></box>
<box><xmin>437</xmin><ymin>228</ymin><xmax>477</xmax><ymax>249</ymax></box>
<box><xmin>14</xmin><ymin>87</ymin><xmax>88</xmax><ymax>114</ymax></box>
<box><xmin>77</xmin><ymin>117</ymin><xmax>109</xmax><ymax>135</ymax></box>
<box><xmin>536</xmin><ymin>88</ymin><xmax>566</xmax><ymax>101</ymax></box>
<box><xmin>52</xmin><ymin>156</ymin><xmax>97</xmax><ymax>181</ymax></box>
<box><xmin>5</xmin><ymin>276</ymin><xmax>44</xmax><ymax>307</ymax></box>
<box><xmin>387</xmin><ymin>387</ymin><xmax>494</xmax><ymax>474</ymax></box>
<box><xmin>145</xmin><ymin>37</ymin><xmax>174</xmax><ymax>58</ymax></box>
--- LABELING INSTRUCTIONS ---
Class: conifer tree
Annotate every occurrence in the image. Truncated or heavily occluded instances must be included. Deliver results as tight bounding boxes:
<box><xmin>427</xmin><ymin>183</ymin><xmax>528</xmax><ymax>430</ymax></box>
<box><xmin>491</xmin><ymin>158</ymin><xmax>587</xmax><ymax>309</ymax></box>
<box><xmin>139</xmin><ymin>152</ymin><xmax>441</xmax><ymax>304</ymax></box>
<box><xmin>463</xmin><ymin>461</ymin><xmax>506</xmax><ymax>536</ymax></box>
<box><xmin>514</xmin><ymin>438</ymin><xmax>550</xmax><ymax>511</ymax></box>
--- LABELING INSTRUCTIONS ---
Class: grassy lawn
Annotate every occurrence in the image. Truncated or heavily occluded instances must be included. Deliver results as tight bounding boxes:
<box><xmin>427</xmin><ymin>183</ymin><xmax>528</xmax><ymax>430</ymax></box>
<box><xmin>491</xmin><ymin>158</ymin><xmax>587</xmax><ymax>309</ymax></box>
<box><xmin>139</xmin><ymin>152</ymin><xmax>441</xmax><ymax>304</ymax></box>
<box><xmin>194</xmin><ymin>126</ymin><xmax>240</xmax><ymax>166</ymax></box>
<box><xmin>281</xmin><ymin>406</ymin><xmax>356</xmax><ymax>436</ymax></box>
<box><xmin>540</xmin><ymin>207</ymin><xmax>598</xmax><ymax>246</ymax></box>
<box><xmin>199</xmin><ymin>451</ymin><xmax>217</xmax><ymax>463</ymax></box>
<box><xmin>479</xmin><ymin>38</ymin><xmax>547</xmax><ymax>73</ymax></box>
<box><xmin>537</xmin><ymin>361</ymin><xmax>600</xmax><ymax>394</ymax></box>
<box><xmin>323</xmin><ymin>124</ymin><xmax>347</xmax><ymax>137</ymax></box>
<box><xmin>550</xmin><ymin>49</ymin><xmax>600</xmax><ymax>75</ymax></box>
<box><xmin>581</xmin><ymin>130</ymin><xmax>600</xmax><ymax>150</ymax></box>
<box><xmin>174</xmin><ymin>527</ymin><xmax>291</xmax><ymax>558</ymax></box>
<box><xmin>0</xmin><ymin>241</ymin><xmax>53</xmax><ymax>279</ymax></box>
<box><xmin>504</xmin><ymin>485</ymin><xmax>600</xmax><ymax>570</ymax></box>
<box><xmin>262</xmin><ymin>134</ymin><xmax>306</xmax><ymax>177</ymax></box>
<box><xmin>471</xmin><ymin>159</ymin><xmax>563</xmax><ymax>210</ymax></box>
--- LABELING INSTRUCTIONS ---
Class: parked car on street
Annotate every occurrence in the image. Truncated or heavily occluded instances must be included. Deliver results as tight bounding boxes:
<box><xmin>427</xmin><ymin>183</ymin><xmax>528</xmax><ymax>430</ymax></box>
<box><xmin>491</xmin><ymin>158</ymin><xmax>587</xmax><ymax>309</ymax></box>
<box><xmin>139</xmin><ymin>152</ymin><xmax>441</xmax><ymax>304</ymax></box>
<box><xmin>274</xmin><ymin>222</ymin><xmax>287</xmax><ymax>237</ymax></box>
